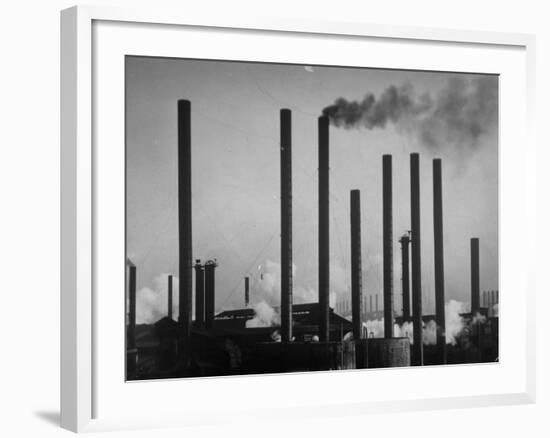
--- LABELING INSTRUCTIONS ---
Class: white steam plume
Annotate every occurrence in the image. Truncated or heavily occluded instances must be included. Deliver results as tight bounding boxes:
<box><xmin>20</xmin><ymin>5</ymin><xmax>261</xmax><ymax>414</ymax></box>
<box><xmin>256</xmin><ymin>259</ymin><xmax>348</xmax><ymax>306</ymax></box>
<box><xmin>246</xmin><ymin>301</ymin><xmax>280</xmax><ymax>328</ymax></box>
<box><xmin>363</xmin><ymin>299</ymin><xmax>471</xmax><ymax>346</ymax></box>
<box><xmin>134</xmin><ymin>274</ymin><xmax>180</xmax><ymax>324</ymax></box>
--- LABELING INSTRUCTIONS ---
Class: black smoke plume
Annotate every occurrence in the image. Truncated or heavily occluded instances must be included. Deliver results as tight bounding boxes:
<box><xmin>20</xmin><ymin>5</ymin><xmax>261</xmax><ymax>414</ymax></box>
<box><xmin>322</xmin><ymin>76</ymin><xmax>498</xmax><ymax>152</ymax></box>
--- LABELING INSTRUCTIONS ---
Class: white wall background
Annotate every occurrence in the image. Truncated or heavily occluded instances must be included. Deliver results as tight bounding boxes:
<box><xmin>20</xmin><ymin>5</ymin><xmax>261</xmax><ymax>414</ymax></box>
<box><xmin>0</xmin><ymin>0</ymin><xmax>546</xmax><ymax>436</ymax></box>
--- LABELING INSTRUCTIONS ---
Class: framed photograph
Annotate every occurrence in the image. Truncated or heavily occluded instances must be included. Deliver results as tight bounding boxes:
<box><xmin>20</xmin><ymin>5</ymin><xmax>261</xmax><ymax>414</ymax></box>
<box><xmin>61</xmin><ymin>5</ymin><xmax>536</xmax><ymax>433</ymax></box>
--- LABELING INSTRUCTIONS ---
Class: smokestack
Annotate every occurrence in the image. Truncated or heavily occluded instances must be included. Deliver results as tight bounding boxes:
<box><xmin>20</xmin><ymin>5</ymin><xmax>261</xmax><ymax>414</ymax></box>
<box><xmin>168</xmin><ymin>275</ymin><xmax>173</xmax><ymax>319</ymax></box>
<box><xmin>127</xmin><ymin>261</ymin><xmax>137</xmax><ymax>350</ymax></box>
<box><xmin>471</xmin><ymin>238</ymin><xmax>480</xmax><ymax>314</ymax></box>
<box><xmin>204</xmin><ymin>260</ymin><xmax>217</xmax><ymax>329</ymax></box>
<box><xmin>375</xmin><ymin>294</ymin><xmax>379</xmax><ymax>313</ymax></box>
<box><xmin>410</xmin><ymin>153</ymin><xmax>424</xmax><ymax>366</ymax></box>
<box><xmin>382</xmin><ymin>155</ymin><xmax>394</xmax><ymax>338</ymax></box>
<box><xmin>127</xmin><ymin>260</ymin><xmax>137</xmax><ymax>377</ymax></box>
<box><xmin>318</xmin><ymin>115</ymin><xmax>330</xmax><ymax>342</ymax></box>
<box><xmin>399</xmin><ymin>234</ymin><xmax>411</xmax><ymax>320</ymax></box>
<box><xmin>244</xmin><ymin>277</ymin><xmax>250</xmax><ymax>308</ymax></box>
<box><xmin>280</xmin><ymin>109</ymin><xmax>293</xmax><ymax>342</ymax></box>
<box><xmin>350</xmin><ymin>189</ymin><xmax>363</xmax><ymax>340</ymax></box>
<box><xmin>369</xmin><ymin>295</ymin><xmax>373</xmax><ymax>314</ymax></box>
<box><xmin>433</xmin><ymin>159</ymin><xmax>446</xmax><ymax>364</ymax></box>
<box><xmin>194</xmin><ymin>260</ymin><xmax>204</xmax><ymax>327</ymax></box>
<box><xmin>178</xmin><ymin>99</ymin><xmax>193</xmax><ymax>364</ymax></box>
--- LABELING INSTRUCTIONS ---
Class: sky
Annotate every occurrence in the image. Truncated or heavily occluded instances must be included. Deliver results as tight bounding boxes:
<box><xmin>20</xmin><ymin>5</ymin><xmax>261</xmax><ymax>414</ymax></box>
<box><xmin>125</xmin><ymin>56</ymin><xmax>498</xmax><ymax>324</ymax></box>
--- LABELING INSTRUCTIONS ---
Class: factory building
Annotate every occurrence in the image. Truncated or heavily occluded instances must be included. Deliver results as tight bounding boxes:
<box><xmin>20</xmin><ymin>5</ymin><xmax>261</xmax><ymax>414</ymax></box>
<box><xmin>214</xmin><ymin>303</ymin><xmax>352</xmax><ymax>341</ymax></box>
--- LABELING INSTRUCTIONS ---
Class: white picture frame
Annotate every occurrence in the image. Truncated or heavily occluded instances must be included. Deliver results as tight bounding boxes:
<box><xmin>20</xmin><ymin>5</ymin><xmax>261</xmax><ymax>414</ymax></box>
<box><xmin>60</xmin><ymin>5</ymin><xmax>536</xmax><ymax>433</ymax></box>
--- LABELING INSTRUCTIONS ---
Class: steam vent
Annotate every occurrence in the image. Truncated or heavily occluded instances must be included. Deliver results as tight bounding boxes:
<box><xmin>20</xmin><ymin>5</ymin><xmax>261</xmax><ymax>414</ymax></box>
<box><xmin>125</xmin><ymin>61</ymin><xmax>499</xmax><ymax>380</ymax></box>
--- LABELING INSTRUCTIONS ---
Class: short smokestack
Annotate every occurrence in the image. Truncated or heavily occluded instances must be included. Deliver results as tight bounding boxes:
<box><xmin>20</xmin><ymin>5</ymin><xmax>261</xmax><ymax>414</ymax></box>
<box><xmin>204</xmin><ymin>260</ymin><xmax>217</xmax><ymax>329</ymax></box>
<box><xmin>382</xmin><ymin>155</ymin><xmax>394</xmax><ymax>338</ymax></box>
<box><xmin>318</xmin><ymin>115</ymin><xmax>330</xmax><ymax>342</ymax></box>
<box><xmin>127</xmin><ymin>260</ymin><xmax>137</xmax><ymax>377</ymax></box>
<box><xmin>178</xmin><ymin>99</ymin><xmax>193</xmax><ymax>364</ymax></box>
<box><xmin>280</xmin><ymin>109</ymin><xmax>293</xmax><ymax>342</ymax></box>
<box><xmin>410</xmin><ymin>153</ymin><xmax>424</xmax><ymax>366</ymax></box>
<box><xmin>399</xmin><ymin>233</ymin><xmax>411</xmax><ymax>320</ymax></box>
<box><xmin>127</xmin><ymin>261</ymin><xmax>137</xmax><ymax>350</ymax></box>
<box><xmin>194</xmin><ymin>260</ymin><xmax>204</xmax><ymax>327</ymax></box>
<box><xmin>350</xmin><ymin>189</ymin><xmax>363</xmax><ymax>340</ymax></box>
<box><xmin>244</xmin><ymin>277</ymin><xmax>250</xmax><ymax>308</ymax></box>
<box><xmin>433</xmin><ymin>159</ymin><xmax>447</xmax><ymax>364</ymax></box>
<box><xmin>168</xmin><ymin>274</ymin><xmax>173</xmax><ymax>319</ymax></box>
<box><xmin>471</xmin><ymin>238</ymin><xmax>480</xmax><ymax>314</ymax></box>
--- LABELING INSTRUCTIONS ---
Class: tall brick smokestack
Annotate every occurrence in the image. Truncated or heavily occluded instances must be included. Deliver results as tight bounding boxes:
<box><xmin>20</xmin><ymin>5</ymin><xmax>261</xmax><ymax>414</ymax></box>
<box><xmin>410</xmin><ymin>153</ymin><xmax>424</xmax><ymax>366</ymax></box>
<box><xmin>318</xmin><ymin>116</ymin><xmax>330</xmax><ymax>342</ymax></box>
<box><xmin>433</xmin><ymin>159</ymin><xmax>447</xmax><ymax>364</ymax></box>
<box><xmin>280</xmin><ymin>109</ymin><xmax>293</xmax><ymax>342</ymax></box>
<box><xmin>194</xmin><ymin>260</ymin><xmax>204</xmax><ymax>327</ymax></box>
<box><xmin>471</xmin><ymin>238</ymin><xmax>480</xmax><ymax>314</ymax></box>
<box><xmin>399</xmin><ymin>234</ymin><xmax>411</xmax><ymax>320</ymax></box>
<box><xmin>204</xmin><ymin>260</ymin><xmax>217</xmax><ymax>329</ymax></box>
<box><xmin>383</xmin><ymin>155</ymin><xmax>394</xmax><ymax>338</ymax></box>
<box><xmin>168</xmin><ymin>274</ymin><xmax>173</xmax><ymax>319</ymax></box>
<box><xmin>178</xmin><ymin>99</ymin><xmax>193</xmax><ymax>365</ymax></box>
<box><xmin>350</xmin><ymin>189</ymin><xmax>363</xmax><ymax>341</ymax></box>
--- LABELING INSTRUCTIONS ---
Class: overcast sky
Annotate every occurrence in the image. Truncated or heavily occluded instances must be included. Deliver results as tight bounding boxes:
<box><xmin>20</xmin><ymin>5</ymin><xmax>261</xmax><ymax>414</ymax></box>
<box><xmin>126</xmin><ymin>56</ymin><xmax>498</xmax><ymax>323</ymax></box>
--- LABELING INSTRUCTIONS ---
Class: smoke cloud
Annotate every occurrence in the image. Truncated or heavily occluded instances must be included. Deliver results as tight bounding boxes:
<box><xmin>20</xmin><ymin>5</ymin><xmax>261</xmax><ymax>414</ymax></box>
<box><xmin>134</xmin><ymin>273</ymin><xmax>179</xmax><ymax>324</ymax></box>
<box><xmin>322</xmin><ymin>76</ymin><xmax>497</xmax><ymax>153</ymax></box>
<box><xmin>445</xmin><ymin>299</ymin><xmax>466</xmax><ymax>345</ymax></box>
<box><xmin>256</xmin><ymin>259</ymin><xmax>348</xmax><ymax>306</ymax></box>
<box><xmin>246</xmin><ymin>301</ymin><xmax>280</xmax><ymax>328</ymax></box>
<box><xmin>364</xmin><ymin>299</ymin><xmax>474</xmax><ymax>346</ymax></box>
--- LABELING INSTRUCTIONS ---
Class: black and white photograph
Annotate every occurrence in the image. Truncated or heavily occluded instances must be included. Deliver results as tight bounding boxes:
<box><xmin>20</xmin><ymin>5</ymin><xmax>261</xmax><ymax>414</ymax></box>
<box><xmin>125</xmin><ymin>56</ymin><xmax>499</xmax><ymax>380</ymax></box>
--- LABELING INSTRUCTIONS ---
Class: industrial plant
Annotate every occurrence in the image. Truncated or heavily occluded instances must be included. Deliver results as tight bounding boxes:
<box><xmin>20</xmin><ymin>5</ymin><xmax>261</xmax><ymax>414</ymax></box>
<box><xmin>126</xmin><ymin>99</ymin><xmax>499</xmax><ymax>380</ymax></box>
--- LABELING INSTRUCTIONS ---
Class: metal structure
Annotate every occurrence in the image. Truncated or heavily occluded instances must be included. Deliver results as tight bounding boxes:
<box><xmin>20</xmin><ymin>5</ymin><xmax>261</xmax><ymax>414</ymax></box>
<box><xmin>399</xmin><ymin>233</ymin><xmax>411</xmax><ymax>320</ymax></box>
<box><xmin>410</xmin><ymin>153</ymin><xmax>423</xmax><ymax>366</ymax></box>
<box><xmin>280</xmin><ymin>109</ymin><xmax>293</xmax><ymax>342</ymax></box>
<box><xmin>127</xmin><ymin>260</ymin><xmax>137</xmax><ymax>377</ymax></box>
<box><xmin>204</xmin><ymin>259</ymin><xmax>218</xmax><ymax>329</ymax></box>
<box><xmin>318</xmin><ymin>115</ymin><xmax>330</xmax><ymax>343</ymax></box>
<box><xmin>194</xmin><ymin>260</ymin><xmax>205</xmax><ymax>327</ymax></box>
<box><xmin>127</xmin><ymin>261</ymin><xmax>137</xmax><ymax>350</ymax></box>
<box><xmin>168</xmin><ymin>274</ymin><xmax>173</xmax><ymax>319</ymax></box>
<box><xmin>178</xmin><ymin>99</ymin><xmax>193</xmax><ymax>365</ymax></box>
<box><xmin>382</xmin><ymin>154</ymin><xmax>394</xmax><ymax>338</ymax></box>
<box><xmin>471</xmin><ymin>238</ymin><xmax>480</xmax><ymax>314</ymax></box>
<box><xmin>244</xmin><ymin>277</ymin><xmax>250</xmax><ymax>308</ymax></box>
<box><xmin>350</xmin><ymin>189</ymin><xmax>363</xmax><ymax>341</ymax></box>
<box><xmin>432</xmin><ymin>159</ymin><xmax>447</xmax><ymax>364</ymax></box>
